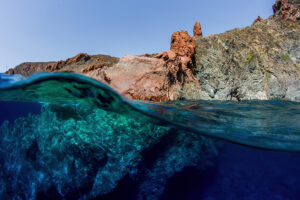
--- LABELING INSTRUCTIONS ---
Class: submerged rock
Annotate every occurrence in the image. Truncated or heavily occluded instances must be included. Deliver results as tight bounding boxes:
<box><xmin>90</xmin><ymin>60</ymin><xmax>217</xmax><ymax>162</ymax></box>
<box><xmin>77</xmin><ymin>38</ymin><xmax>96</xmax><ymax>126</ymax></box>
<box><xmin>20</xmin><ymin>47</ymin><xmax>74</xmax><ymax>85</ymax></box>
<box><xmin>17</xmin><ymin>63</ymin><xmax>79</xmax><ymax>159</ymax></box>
<box><xmin>0</xmin><ymin>104</ymin><xmax>219</xmax><ymax>200</ymax></box>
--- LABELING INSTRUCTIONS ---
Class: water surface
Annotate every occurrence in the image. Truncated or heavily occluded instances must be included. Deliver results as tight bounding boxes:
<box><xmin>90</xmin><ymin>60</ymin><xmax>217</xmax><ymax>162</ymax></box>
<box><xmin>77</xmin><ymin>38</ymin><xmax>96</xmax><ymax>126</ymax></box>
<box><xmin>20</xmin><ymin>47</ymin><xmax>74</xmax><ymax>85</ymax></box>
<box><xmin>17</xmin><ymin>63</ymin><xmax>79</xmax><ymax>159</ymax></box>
<box><xmin>0</xmin><ymin>73</ymin><xmax>299</xmax><ymax>200</ymax></box>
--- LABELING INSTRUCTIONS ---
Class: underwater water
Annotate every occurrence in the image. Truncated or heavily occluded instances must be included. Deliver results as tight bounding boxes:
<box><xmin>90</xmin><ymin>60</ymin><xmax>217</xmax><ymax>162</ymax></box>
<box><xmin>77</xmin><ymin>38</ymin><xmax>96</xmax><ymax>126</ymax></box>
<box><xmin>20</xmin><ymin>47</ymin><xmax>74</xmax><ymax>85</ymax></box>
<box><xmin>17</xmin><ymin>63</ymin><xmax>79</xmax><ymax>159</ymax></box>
<box><xmin>0</xmin><ymin>73</ymin><xmax>299</xmax><ymax>200</ymax></box>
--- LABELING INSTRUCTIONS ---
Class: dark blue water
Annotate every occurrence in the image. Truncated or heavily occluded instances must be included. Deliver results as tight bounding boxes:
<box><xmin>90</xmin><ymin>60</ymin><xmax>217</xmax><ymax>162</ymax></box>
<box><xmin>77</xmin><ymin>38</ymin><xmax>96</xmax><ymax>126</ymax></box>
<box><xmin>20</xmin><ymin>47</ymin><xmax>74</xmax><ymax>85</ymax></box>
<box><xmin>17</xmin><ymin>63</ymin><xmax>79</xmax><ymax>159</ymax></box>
<box><xmin>0</xmin><ymin>73</ymin><xmax>299</xmax><ymax>200</ymax></box>
<box><xmin>162</xmin><ymin>143</ymin><xmax>300</xmax><ymax>200</ymax></box>
<box><xmin>0</xmin><ymin>101</ymin><xmax>41</xmax><ymax>125</ymax></box>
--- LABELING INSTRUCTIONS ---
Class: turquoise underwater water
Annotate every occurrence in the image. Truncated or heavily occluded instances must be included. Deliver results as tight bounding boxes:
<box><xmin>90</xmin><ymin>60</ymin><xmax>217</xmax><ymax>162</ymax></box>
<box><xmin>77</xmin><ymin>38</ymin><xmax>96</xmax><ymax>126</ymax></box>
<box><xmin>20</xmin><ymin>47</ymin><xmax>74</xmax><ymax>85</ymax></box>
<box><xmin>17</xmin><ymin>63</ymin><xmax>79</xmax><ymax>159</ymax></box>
<box><xmin>0</xmin><ymin>72</ymin><xmax>299</xmax><ymax>200</ymax></box>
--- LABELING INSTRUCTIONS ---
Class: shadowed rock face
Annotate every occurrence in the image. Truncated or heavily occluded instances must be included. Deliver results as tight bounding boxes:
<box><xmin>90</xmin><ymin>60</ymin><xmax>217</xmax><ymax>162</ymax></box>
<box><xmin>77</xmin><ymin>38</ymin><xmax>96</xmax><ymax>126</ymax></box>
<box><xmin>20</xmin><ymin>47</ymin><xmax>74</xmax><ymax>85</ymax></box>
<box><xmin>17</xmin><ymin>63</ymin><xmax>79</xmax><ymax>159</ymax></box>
<box><xmin>185</xmin><ymin>18</ymin><xmax>300</xmax><ymax>101</ymax></box>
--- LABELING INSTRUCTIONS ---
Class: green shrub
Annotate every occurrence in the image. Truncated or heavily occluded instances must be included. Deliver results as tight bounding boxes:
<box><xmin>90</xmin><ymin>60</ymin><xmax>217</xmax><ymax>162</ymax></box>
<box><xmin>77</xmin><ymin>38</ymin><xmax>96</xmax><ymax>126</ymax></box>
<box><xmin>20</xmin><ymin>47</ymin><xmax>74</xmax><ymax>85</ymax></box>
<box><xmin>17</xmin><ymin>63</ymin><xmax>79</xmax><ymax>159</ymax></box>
<box><xmin>280</xmin><ymin>53</ymin><xmax>290</xmax><ymax>61</ymax></box>
<box><xmin>246</xmin><ymin>53</ymin><xmax>260</xmax><ymax>63</ymax></box>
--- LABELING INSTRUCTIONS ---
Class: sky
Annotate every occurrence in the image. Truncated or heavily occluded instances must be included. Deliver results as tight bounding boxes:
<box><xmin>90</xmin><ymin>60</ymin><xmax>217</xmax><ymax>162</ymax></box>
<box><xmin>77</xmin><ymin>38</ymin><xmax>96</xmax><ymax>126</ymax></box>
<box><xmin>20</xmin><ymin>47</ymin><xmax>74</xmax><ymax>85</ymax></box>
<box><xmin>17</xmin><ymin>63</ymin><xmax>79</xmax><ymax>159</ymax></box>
<box><xmin>0</xmin><ymin>0</ymin><xmax>275</xmax><ymax>72</ymax></box>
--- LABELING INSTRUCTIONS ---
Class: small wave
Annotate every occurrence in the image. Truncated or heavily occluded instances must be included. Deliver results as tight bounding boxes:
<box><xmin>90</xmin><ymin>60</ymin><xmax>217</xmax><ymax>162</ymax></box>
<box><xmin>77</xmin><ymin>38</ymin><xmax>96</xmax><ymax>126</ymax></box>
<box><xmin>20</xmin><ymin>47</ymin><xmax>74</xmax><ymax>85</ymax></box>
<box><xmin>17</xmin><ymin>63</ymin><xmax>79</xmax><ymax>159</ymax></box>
<box><xmin>0</xmin><ymin>72</ymin><xmax>300</xmax><ymax>151</ymax></box>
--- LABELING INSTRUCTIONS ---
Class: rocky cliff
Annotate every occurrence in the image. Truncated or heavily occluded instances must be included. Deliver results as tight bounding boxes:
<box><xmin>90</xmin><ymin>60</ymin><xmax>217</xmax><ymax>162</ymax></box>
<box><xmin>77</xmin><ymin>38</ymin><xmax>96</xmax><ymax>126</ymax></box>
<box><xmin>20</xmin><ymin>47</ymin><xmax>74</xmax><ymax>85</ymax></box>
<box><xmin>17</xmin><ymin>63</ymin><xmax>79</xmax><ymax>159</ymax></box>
<box><xmin>7</xmin><ymin>54</ymin><xmax>119</xmax><ymax>76</ymax></box>
<box><xmin>6</xmin><ymin>0</ymin><xmax>300</xmax><ymax>102</ymax></box>
<box><xmin>6</xmin><ymin>62</ymin><xmax>56</xmax><ymax>77</ymax></box>
<box><xmin>179</xmin><ymin>0</ymin><xmax>300</xmax><ymax>101</ymax></box>
<box><xmin>182</xmin><ymin>16</ymin><xmax>300</xmax><ymax>101</ymax></box>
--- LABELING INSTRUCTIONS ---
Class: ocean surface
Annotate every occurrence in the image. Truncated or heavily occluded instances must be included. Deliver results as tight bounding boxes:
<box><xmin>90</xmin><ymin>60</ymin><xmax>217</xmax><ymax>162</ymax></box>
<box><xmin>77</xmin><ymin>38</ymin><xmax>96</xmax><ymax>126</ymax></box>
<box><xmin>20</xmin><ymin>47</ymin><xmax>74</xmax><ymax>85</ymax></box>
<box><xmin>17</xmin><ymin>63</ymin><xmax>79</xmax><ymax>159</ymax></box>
<box><xmin>0</xmin><ymin>72</ymin><xmax>299</xmax><ymax>200</ymax></box>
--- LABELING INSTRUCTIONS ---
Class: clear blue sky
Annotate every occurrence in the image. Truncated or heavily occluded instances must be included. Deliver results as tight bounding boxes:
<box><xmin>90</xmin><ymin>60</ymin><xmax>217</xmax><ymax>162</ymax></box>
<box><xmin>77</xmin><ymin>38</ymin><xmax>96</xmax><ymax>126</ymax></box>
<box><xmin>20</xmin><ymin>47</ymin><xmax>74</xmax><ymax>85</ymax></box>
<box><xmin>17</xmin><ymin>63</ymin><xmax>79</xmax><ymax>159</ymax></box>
<box><xmin>0</xmin><ymin>0</ymin><xmax>274</xmax><ymax>72</ymax></box>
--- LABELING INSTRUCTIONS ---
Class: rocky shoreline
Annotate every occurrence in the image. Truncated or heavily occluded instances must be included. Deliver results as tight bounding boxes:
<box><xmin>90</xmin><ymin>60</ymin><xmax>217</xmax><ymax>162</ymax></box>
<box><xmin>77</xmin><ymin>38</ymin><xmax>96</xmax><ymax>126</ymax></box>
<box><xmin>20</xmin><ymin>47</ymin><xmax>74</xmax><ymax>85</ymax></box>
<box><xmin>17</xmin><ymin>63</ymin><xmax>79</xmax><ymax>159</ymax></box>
<box><xmin>6</xmin><ymin>0</ymin><xmax>300</xmax><ymax>101</ymax></box>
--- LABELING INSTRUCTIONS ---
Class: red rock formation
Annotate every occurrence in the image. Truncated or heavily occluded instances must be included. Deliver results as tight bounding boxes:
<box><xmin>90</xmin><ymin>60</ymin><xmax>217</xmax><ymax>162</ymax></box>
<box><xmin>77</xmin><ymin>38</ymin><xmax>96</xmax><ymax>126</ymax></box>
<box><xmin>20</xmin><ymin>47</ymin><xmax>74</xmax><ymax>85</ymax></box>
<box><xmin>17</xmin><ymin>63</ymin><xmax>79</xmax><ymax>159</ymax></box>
<box><xmin>82</xmin><ymin>64</ymin><xmax>106</xmax><ymax>73</ymax></box>
<box><xmin>252</xmin><ymin>16</ymin><xmax>264</xmax><ymax>25</ymax></box>
<box><xmin>170</xmin><ymin>31</ymin><xmax>195</xmax><ymax>57</ymax></box>
<box><xmin>6</xmin><ymin>69</ymin><xmax>15</xmax><ymax>75</ymax></box>
<box><xmin>88</xmin><ymin>55</ymin><xmax>176</xmax><ymax>101</ymax></box>
<box><xmin>88</xmin><ymin>25</ymin><xmax>202</xmax><ymax>101</ymax></box>
<box><xmin>46</xmin><ymin>53</ymin><xmax>90</xmax><ymax>71</ymax></box>
<box><xmin>273</xmin><ymin>0</ymin><xmax>300</xmax><ymax>22</ymax></box>
<box><xmin>193</xmin><ymin>21</ymin><xmax>203</xmax><ymax>38</ymax></box>
<box><xmin>6</xmin><ymin>24</ymin><xmax>202</xmax><ymax>102</ymax></box>
<box><xmin>155</xmin><ymin>29</ymin><xmax>200</xmax><ymax>90</ymax></box>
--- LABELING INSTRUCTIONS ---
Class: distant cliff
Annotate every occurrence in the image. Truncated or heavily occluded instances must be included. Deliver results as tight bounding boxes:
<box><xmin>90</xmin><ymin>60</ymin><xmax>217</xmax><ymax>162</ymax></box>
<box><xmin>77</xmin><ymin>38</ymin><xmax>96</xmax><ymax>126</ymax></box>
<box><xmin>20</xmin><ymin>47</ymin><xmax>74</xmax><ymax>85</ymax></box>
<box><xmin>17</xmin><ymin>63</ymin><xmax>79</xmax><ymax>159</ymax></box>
<box><xmin>6</xmin><ymin>0</ymin><xmax>300</xmax><ymax>101</ymax></box>
<box><xmin>6</xmin><ymin>54</ymin><xmax>119</xmax><ymax>76</ymax></box>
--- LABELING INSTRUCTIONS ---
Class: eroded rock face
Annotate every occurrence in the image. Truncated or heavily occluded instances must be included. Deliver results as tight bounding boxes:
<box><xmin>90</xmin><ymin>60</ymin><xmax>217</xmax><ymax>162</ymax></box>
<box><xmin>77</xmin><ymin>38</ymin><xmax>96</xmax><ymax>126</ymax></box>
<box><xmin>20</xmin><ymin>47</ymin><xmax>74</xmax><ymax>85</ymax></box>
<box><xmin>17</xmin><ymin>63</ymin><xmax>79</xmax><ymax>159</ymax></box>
<box><xmin>88</xmin><ymin>55</ymin><xmax>178</xmax><ymax>101</ymax></box>
<box><xmin>273</xmin><ymin>0</ymin><xmax>300</xmax><ymax>22</ymax></box>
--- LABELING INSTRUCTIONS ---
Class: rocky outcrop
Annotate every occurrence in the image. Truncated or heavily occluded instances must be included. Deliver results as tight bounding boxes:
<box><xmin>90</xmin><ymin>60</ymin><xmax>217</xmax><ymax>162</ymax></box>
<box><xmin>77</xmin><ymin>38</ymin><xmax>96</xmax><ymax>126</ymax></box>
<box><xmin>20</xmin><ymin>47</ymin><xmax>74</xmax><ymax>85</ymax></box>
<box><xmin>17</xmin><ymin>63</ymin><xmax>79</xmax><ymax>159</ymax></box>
<box><xmin>273</xmin><ymin>0</ymin><xmax>300</xmax><ymax>22</ymax></box>
<box><xmin>6</xmin><ymin>54</ymin><xmax>119</xmax><ymax>76</ymax></box>
<box><xmin>6</xmin><ymin>62</ymin><xmax>56</xmax><ymax>77</ymax></box>
<box><xmin>253</xmin><ymin>16</ymin><xmax>264</xmax><ymax>25</ymax></box>
<box><xmin>46</xmin><ymin>53</ymin><xmax>91</xmax><ymax>71</ymax></box>
<box><xmin>155</xmin><ymin>29</ymin><xmax>200</xmax><ymax>89</ymax></box>
<box><xmin>193</xmin><ymin>21</ymin><xmax>203</xmax><ymax>38</ymax></box>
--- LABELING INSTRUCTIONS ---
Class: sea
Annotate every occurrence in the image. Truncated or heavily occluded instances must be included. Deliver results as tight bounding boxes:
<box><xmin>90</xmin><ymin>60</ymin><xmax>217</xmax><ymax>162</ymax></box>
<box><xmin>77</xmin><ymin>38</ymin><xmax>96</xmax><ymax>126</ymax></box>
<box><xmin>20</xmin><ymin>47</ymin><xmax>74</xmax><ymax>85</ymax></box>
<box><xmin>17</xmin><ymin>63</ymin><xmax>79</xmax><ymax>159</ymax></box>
<box><xmin>0</xmin><ymin>72</ymin><xmax>299</xmax><ymax>200</ymax></box>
